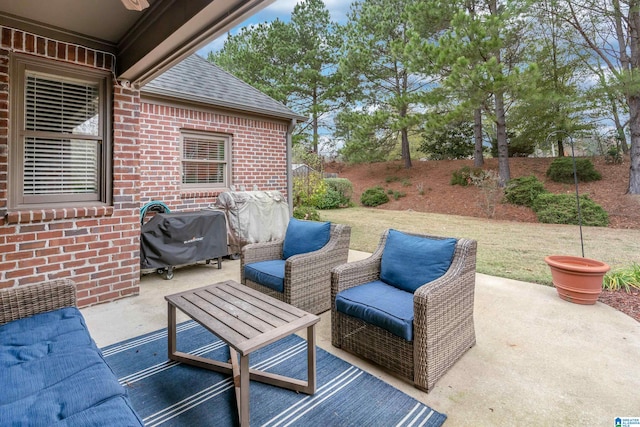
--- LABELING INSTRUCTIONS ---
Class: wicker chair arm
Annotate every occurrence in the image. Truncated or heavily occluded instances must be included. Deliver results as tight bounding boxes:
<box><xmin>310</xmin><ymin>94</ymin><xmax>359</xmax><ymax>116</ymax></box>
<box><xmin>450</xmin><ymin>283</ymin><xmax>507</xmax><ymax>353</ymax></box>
<box><xmin>330</xmin><ymin>229</ymin><xmax>388</xmax><ymax>295</ymax></box>
<box><xmin>413</xmin><ymin>238</ymin><xmax>477</xmax><ymax>313</ymax></box>
<box><xmin>241</xmin><ymin>239</ymin><xmax>284</xmax><ymax>265</ymax></box>
<box><xmin>330</xmin><ymin>254</ymin><xmax>381</xmax><ymax>293</ymax></box>
<box><xmin>0</xmin><ymin>279</ymin><xmax>77</xmax><ymax>326</ymax></box>
<box><xmin>412</xmin><ymin>238</ymin><xmax>477</xmax><ymax>391</ymax></box>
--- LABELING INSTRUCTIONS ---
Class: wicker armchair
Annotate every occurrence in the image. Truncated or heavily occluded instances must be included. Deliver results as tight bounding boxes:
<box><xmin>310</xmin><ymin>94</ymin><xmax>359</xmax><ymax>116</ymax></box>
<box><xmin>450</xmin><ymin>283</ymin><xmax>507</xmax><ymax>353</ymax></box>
<box><xmin>331</xmin><ymin>229</ymin><xmax>477</xmax><ymax>392</ymax></box>
<box><xmin>241</xmin><ymin>223</ymin><xmax>351</xmax><ymax>314</ymax></box>
<box><xmin>0</xmin><ymin>279</ymin><xmax>76</xmax><ymax>326</ymax></box>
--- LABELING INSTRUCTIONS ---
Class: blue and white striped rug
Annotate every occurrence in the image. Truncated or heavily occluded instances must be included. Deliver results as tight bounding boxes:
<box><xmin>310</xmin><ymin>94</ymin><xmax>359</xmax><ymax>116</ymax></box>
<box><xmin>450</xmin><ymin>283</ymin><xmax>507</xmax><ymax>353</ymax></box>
<box><xmin>102</xmin><ymin>321</ymin><xmax>446</xmax><ymax>427</ymax></box>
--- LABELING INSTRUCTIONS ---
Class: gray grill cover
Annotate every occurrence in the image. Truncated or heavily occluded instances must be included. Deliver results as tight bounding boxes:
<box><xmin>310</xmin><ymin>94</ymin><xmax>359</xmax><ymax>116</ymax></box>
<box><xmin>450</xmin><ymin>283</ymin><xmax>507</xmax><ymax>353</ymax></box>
<box><xmin>212</xmin><ymin>191</ymin><xmax>289</xmax><ymax>255</ymax></box>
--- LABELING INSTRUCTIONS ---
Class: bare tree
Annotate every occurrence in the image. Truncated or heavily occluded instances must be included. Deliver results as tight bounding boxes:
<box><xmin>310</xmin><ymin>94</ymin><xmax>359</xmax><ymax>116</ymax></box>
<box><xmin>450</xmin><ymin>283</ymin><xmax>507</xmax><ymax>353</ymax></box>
<box><xmin>558</xmin><ymin>0</ymin><xmax>640</xmax><ymax>194</ymax></box>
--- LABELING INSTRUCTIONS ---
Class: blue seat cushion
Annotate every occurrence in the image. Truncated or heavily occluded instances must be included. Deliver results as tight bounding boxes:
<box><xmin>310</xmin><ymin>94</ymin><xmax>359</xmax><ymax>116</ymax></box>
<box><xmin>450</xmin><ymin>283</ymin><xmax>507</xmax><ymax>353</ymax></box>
<box><xmin>380</xmin><ymin>229</ymin><xmax>457</xmax><ymax>293</ymax></box>
<box><xmin>244</xmin><ymin>260</ymin><xmax>286</xmax><ymax>293</ymax></box>
<box><xmin>0</xmin><ymin>307</ymin><xmax>143</xmax><ymax>426</ymax></box>
<box><xmin>282</xmin><ymin>218</ymin><xmax>331</xmax><ymax>259</ymax></box>
<box><xmin>335</xmin><ymin>280</ymin><xmax>414</xmax><ymax>341</ymax></box>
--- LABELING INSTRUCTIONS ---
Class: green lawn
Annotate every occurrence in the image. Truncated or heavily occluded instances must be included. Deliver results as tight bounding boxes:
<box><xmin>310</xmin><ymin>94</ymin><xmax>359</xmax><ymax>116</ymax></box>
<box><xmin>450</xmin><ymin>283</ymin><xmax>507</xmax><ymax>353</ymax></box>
<box><xmin>320</xmin><ymin>207</ymin><xmax>640</xmax><ymax>285</ymax></box>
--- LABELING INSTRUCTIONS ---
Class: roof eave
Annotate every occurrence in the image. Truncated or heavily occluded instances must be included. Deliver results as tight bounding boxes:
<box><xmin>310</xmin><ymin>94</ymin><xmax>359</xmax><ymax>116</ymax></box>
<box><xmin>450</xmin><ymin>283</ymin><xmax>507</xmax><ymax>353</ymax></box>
<box><xmin>141</xmin><ymin>86</ymin><xmax>308</xmax><ymax>122</ymax></box>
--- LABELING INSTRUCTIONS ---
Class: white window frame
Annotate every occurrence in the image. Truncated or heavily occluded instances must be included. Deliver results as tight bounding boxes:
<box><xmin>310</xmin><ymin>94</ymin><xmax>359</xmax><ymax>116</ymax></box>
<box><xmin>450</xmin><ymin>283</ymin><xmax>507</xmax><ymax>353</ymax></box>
<box><xmin>180</xmin><ymin>130</ymin><xmax>232</xmax><ymax>189</ymax></box>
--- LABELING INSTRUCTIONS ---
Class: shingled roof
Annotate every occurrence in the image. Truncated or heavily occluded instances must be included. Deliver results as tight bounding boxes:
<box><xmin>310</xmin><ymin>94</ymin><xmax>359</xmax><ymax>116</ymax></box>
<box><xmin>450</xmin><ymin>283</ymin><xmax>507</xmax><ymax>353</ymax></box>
<box><xmin>142</xmin><ymin>54</ymin><xmax>306</xmax><ymax>122</ymax></box>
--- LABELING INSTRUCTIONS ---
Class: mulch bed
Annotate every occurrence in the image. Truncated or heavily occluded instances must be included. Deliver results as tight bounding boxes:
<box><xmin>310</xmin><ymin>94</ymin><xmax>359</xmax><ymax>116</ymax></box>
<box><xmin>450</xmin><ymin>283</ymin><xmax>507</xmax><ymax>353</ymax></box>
<box><xmin>599</xmin><ymin>290</ymin><xmax>640</xmax><ymax>323</ymax></box>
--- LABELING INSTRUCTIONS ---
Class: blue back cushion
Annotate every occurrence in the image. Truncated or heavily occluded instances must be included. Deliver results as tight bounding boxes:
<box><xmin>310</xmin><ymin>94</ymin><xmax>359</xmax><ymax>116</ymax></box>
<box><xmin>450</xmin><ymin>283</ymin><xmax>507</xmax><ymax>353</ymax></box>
<box><xmin>380</xmin><ymin>229</ymin><xmax>457</xmax><ymax>293</ymax></box>
<box><xmin>282</xmin><ymin>218</ymin><xmax>331</xmax><ymax>259</ymax></box>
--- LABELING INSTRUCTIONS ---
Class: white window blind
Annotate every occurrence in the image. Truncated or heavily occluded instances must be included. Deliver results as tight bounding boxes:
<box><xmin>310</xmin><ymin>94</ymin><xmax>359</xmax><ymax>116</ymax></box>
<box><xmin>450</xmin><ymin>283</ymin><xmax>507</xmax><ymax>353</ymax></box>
<box><xmin>24</xmin><ymin>137</ymin><xmax>98</xmax><ymax>195</ymax></box>
<box><xmin>26</xmin><ymin>74</ymin><xmax>99</xmax><ymax>135</ymax></box>
<box><xmin>182</xmin><ymin>135</ymin><xmax>228</xmax><ymax>185</ymax></box>
<box><xmin>23</xmin><ymin>72</ymin><xmax>101</xmax><ymax>197</ymax></box>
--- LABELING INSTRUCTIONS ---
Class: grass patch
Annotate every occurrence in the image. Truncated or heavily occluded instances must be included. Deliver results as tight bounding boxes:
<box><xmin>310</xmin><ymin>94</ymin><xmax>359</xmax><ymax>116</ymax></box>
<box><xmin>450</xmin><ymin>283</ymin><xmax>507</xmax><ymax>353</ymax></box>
<box><xmin>320</xmin><ymin>207</ymin><xmax>640</xmax><ymax>286</ymax></box>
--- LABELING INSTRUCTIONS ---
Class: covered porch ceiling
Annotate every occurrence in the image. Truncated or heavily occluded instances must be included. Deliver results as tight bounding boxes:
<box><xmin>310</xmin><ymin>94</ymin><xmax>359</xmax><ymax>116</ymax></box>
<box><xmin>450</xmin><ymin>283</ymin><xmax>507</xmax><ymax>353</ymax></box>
<box><xmin>0</xmin><ymin>0</ymin><xmax>274</xmax><ymax>86</ymax></box>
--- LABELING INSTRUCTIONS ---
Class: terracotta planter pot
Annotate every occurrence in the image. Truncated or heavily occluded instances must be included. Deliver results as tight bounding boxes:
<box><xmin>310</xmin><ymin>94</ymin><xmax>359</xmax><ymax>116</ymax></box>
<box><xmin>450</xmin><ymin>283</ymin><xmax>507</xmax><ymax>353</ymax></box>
<box><xmin>544</xmin><ymin>255</ymin><xmax>610</xmax><ymax>305</ymax></box>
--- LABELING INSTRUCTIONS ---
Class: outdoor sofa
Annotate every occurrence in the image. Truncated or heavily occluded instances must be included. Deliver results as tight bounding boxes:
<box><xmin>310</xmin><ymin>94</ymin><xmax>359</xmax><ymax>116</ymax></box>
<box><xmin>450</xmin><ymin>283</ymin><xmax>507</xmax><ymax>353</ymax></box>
<box><xmin>0</xmin><ymin>279</ymin><xmax>143</xmax><ymax>426</ymax></box>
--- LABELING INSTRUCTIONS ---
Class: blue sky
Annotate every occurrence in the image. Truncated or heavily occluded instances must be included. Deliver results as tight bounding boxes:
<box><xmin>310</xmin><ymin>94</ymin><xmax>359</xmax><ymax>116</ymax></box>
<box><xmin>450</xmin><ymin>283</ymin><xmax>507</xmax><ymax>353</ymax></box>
<box><xmin>197</xmin><ymin>0</ymin><xmax>353</xmax><ymax>57</ymax></box>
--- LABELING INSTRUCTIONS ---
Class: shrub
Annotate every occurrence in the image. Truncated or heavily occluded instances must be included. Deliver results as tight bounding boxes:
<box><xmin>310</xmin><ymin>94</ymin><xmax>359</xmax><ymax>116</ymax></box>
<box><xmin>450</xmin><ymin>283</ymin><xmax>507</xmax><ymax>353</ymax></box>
<box><xmin>603</xmin><ymin>263</ymin><xmax>640</xmax><ymax>292</ymax></box>
<box><xmin>360</xmin><ymin>186</ymin><xmax>389</xmax><ymax>207</ymax></box>
<box><xmin>451</xmin><ymin>166</ymin><xmax>486</xmax><ymax>186</ymax></box>
<box><xmin>293</xmin><ymin>205</ymin><xmax>321</xmax><ymax>221</ymax></box>
<box><xmin>292</xmin><ymin>172</ymin><xmax>327</xmax><ymax>208</ymax></box>
<box><xmin>325</xmin><ymin>178</ymin><xmax>353</xmax><ymax>200</ymax></box>
<box><xmin>316</xmin><ymin>178</ymin><xmax>353</xmax><ymax>209</ymax></box>
<box><xmin>504</xmin><ymin>176</ymin><xmax>548</xmax><ymax>207</ymax></box>
<box><xmin>391</xmin><ymin>190</ymin><xmax>406</xmax><ymax>200</ymax></box>
<box><xmin>546</xmin><ymin>157</ymin><xmax>602</xmax><ymax>183</ymax></box>
<box><xmin>605</xmin><ymin>146</ymin><xmax>623</xmax><ymax>165</ymax></box>
<box><xmin>316</xmin><ymin>188</ymin><xmax>344</xmax><ymax>209</ymax></box>
<box><xmin>469</xmin><ymin>169</ymin><xmax>502</xmax><ymax>218</ymax></box>
<box><xmin>532</xmin><ymin>193</ymin><xmax>609</xmax><ymax>226</ymax></box>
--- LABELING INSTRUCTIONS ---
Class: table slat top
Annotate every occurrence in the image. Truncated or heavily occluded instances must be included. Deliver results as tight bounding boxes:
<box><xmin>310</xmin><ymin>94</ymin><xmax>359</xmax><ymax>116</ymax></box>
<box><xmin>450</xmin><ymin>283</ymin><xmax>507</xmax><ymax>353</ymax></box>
<box><xmin>165</xmin><ymin>281</ymin><xmax>319</xmax><ymax>355</ymax></box>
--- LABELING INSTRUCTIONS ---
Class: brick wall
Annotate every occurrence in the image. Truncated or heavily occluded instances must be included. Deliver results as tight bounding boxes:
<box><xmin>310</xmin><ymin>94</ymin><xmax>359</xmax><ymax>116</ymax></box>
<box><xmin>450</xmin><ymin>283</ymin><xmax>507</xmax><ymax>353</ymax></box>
<box><xmin>0</xmin><ymin>26</ymin><xmax>291</xmax><ymax>307</ymax></box>
<box><xmin>139</xmin><ymin>102</ymin><xmax>289</xmax><ymax>211</ymax></box>
<box><xmin>0</xmin><ymin>27</ymin><xmax>141</xmax><ymax>306</ymax></box>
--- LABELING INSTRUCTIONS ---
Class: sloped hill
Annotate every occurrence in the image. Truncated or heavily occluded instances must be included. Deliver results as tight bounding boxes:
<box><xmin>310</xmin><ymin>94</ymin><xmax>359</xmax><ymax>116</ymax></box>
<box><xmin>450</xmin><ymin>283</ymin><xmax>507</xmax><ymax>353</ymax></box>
<box><xmin>325</xmin><ymin>156</ymin><xmax>640</xmax><ymax>229</ymax></box>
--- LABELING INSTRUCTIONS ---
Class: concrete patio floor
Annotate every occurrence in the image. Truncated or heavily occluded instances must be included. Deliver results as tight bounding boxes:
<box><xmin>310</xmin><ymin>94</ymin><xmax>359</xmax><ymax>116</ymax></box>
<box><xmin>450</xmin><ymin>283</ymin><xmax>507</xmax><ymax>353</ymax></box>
<box><xmin>82</xmin><ymin>251</ymin><xmax>640</xmax><ymax>426</ymax></box>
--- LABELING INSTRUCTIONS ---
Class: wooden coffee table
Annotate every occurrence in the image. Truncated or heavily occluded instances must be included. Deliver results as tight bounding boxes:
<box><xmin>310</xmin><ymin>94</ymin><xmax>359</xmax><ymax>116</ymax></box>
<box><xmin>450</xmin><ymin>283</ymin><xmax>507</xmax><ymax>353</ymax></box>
<box><xmin>165</xmin><ymin>280</ymin><xmax>320</xmax><ymax>426</ymax></box>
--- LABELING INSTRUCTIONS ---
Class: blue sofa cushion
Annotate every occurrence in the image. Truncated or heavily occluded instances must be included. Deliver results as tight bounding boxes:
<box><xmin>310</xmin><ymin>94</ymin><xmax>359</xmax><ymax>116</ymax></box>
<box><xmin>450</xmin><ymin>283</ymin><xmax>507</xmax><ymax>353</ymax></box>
<box><xmin>335</xmin><ymin>280</ymin><xmax>414</xmax><ymax>341</ymax></box>
<box><xmin>380</xmin><ymin>229</ymin><xmax>457</xmax><ymax>293</ymax></box>
<box><xmin>0</xmin><ymin>307</ymin><xmax>143</xmax><ymax>426</ymax></box>
<box><xmin>282</xmin><ymin>218</ymin><xmax>331</xmax><ymax>259</ymax></box>
<box><xmin>244</xmin><ymin>260</ymin><xmax>286</xmax><ymax>293</ymax></box>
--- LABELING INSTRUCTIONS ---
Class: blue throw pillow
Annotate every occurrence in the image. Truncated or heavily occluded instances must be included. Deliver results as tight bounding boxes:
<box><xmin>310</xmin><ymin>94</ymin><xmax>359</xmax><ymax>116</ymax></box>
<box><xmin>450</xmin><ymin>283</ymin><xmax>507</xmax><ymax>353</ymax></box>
<box><xmin>282</xmin><ymin>218</ymin><xmax>331</xmax><ymax>259</ymax></box>
<box><xmin>380</xmin><ymin>229</ymin><xmax>457</xmax><ymax>293</ymax></box>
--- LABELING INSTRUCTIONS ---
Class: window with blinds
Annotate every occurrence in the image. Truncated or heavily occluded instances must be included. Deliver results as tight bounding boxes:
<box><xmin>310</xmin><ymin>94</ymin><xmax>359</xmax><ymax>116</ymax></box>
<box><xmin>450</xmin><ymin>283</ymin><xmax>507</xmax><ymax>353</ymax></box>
<box><xmin>23</xmin><ymin>74</ymin><xmax>100</xmax><ymax>199</ymax></box>
<box><xmin>181</xmin><ymin>132</ymin><xmax>231</xmax><ymax>188</ymax></box>
<box><xmin>10</xmin><ymin>54</ymin><xmax>111</xmax><ymax>208</ymax></box>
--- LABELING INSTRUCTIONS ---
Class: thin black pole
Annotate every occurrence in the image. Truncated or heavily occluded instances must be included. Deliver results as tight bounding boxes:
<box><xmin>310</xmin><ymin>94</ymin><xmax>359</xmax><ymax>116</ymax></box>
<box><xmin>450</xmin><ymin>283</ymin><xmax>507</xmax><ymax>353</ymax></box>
<box><xmin>545</xmin><ymin>130</ymin><xmax>585</xmax><ymax>258</ymax></box>
<box><xmin>568</xmin><ymin>139</ymin><xmax>585</xmax><ymax>258</ymax></box>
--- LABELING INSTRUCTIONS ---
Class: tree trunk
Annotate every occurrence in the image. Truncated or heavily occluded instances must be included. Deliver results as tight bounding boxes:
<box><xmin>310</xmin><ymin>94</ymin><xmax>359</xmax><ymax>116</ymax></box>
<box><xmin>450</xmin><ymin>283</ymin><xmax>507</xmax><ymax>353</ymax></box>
<box><xmin>628</xmin><ymin>95</ymin><xmax>640</xmax><ymax>194</ymax></box>
<box><xmin>473</xmin><ymin>107</ymin><xmax>484</xmax><ymax>167</ymax></box>
<box><xmin>495</xmin><ymin>89</ymin><xmax>510</xmax><ymax>186</ymax></box>
<box><xmin>556</xmin><ymin>138</ymin><xmax>565</xmax><ymax>157</ymax></box>
<box><xmin>312</xmin><ymin>87</ymin><xmax>318</xmax><ymax>153</ymax></box>
<box><xmin>488</xmin><ymin>0</ymin><xmax>509</xmax><ymax>186</ymax></box>
<box><xmin>626</xmin><ymin>0</ymin><xmax>640</xmax><ymax>194</ymax></box>
<box><xmin>401</xmin><ymin>128</ymin><xmax>412</xmax><ymax>169</ymax></box>
<box><xmin>611</xmin><ymin>96</ymin><xmax>629</xmax><ymax>154</ymax></box>
<box><xmin>399</xmin><ymin>69</ymin><xmax>412</xmax><ymax>169</ymax></box>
